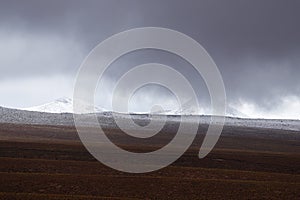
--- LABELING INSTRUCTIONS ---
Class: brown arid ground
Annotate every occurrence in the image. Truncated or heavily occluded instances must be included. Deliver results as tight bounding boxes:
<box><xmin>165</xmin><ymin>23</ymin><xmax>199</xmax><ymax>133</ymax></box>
<box><xmin>0</xmin><ymin>123</ymin><xmax>299</xmax><ymax>199</ymax></box>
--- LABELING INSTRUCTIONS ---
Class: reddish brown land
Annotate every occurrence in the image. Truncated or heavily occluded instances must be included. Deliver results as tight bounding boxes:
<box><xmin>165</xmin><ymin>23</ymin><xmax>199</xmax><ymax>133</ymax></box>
<box><xmin>0</xmin><ymin>123</ymin><xmax>299</xmax><ymax>199</ymax></box>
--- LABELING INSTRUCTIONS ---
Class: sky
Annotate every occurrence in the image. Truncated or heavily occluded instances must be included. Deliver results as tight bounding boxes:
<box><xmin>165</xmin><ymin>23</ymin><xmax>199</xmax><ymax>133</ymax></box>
<box><xmin>0</xmin><ymin>0</ymin><xmax>299</xmax><ymax>119</ymax></box>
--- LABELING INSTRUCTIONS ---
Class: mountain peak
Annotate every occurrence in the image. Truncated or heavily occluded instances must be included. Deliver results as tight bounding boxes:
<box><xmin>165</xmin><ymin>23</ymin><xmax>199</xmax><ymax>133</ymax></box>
<box><xmin>23</xmin><ymin>97</ymin><xmax>104</xmax><ymax>114</ymax></box>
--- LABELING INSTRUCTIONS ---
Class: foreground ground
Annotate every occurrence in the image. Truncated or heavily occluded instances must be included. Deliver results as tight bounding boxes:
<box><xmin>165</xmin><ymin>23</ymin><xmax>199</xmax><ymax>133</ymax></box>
<box><xmin>0</xmin><ymin>123</ymin><xmax>299</xmax><ymax>199</ymax></box>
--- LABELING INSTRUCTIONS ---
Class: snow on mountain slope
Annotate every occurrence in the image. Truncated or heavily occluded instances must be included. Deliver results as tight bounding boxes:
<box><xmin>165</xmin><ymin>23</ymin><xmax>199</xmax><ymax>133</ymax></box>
<box><xmin>23</xmin><ymin>97</ymin><xmax>248</xmax><ymax>118</ymax></box>
<box><xmin>187</xmin><ymin>115</ymin><xmax>300</xmax><ymax>132</ymax></box>
<box><xmin>0</xmin><ymin>106</ymin><xmax>75</xmax><ymax>126</ymax></box>
<box><xmin>23</xmin><ymin>97</ymin><xmax>104</xmax><ymax>114</ymax></box>
<box><xmin>0</xmin><ymin>104</ymin><xmax>299</xmax><ymax>132</ymax></box>
<box><xmin>225</xmin><ymin>106</ymin><xmax>249</xmax><ymax>118</ymax></box>
<box><xmin>148</xmin><ymin>99</ymin><xmax>248</xmax><ymax>118</ymax></box>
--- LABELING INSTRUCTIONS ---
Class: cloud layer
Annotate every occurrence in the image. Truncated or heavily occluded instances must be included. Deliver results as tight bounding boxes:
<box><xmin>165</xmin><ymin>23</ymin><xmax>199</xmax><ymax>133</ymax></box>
<box><xmin>0</xmin><ymin>0</ymin><xmax>299</xmax><ymax>119</ymax></box>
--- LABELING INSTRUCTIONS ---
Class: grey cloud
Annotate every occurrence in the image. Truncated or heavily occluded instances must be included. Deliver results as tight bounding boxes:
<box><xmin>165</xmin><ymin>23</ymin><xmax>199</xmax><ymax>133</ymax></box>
<box><xmin>0</xmin><ymin>0</ymin><xmax>299</xmax><ymax>116</ymax></box>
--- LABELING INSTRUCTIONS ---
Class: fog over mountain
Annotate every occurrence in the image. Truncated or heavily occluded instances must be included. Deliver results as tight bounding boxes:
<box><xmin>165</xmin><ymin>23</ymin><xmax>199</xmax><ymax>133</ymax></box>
<box><xmin>21</xmin><ymin>97</ymin><xmax>247</xmax><ymax>119</ymax></box>
<box><xmin>0</xmin><ymin>0</ymin><xmax>299</xmax><ymax>119</ymax></box>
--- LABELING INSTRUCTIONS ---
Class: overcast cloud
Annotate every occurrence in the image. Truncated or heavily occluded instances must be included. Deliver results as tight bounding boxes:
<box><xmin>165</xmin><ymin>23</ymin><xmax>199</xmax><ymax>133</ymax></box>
<box><xmin>0</xmin><ymin>0</ymin><xmax>299</xmax><ymax>119</ymax></box>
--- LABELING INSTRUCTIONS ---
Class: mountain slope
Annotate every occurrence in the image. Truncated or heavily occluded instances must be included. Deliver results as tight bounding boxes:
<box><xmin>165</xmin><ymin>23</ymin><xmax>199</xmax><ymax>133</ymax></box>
<box><xmin>23</xmin><ymin>97</ymin><xmax>104</xmax><ymax>114</ymax></box>
<box><xmin>149</xmin><ymin>98</ymin><xmax>248</xmax><ymax>118</ymax></box>
<box><xmin>0</xmin><ymin>105</ymin><xmax>299</xmax><ymax>132</ymax></box>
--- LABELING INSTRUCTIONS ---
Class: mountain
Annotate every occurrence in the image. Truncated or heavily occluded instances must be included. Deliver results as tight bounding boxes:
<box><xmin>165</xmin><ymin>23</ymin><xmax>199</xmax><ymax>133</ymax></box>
<box><xmin>0</xmin><ymin>105</ymin><xmax>299</xmax><ymax>132</ymax></box>
<box><xmin>225</xmin><ymin>106</ymin><xmax>249</xmax><ymax>118</ymax></box>
<box><xmin>5</xmin><ymin>97</ymin><xmax>298</xmax><ymax>132</ymax></box>
<box><xmin>22</xmin><ymin>97</ymin><xmax>248</xmax><ymax>119</ymax></box>
<box><xmin>150</xmin><ymin>98</ymin><xmax>248</xmax><ymax>118</ymax></box>
<box><xmin>23</xmin><ymin>97</ymin><xmax>105</xmax><ymax>114</ymax></box>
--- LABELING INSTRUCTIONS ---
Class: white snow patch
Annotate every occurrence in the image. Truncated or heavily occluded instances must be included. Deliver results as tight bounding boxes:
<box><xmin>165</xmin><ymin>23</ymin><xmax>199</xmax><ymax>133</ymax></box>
<box><xmin>22</xmin><ymin>97</ymin><xmax>105</xmax><ymax>114</ymax></box>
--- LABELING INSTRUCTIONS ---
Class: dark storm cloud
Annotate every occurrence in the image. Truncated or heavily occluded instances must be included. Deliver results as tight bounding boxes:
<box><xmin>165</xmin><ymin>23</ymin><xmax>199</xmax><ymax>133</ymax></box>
<box><xmin>0</xmin><ymin>0</ymin><xmax>299</xmax><ymax>115</ymax></box>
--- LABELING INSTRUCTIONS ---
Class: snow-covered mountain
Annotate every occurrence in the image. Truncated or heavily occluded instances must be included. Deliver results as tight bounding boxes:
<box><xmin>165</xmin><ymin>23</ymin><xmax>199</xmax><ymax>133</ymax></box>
<box><xmin>23</xmin><ymin>97</ymin><xmax>105</xmax><ymax>114</ymax></box>
<box><xmin>149</xmin><ymin>98</ymin><xmax>248</xmax><ymax>118</ymax></box>
<box><xmin>2</xmin><ymin>97</ymin><xmax>298</xmax><ymax>132</ymax></box>
<box><xmin>0</xmin><ymin>105</ymin><xmax>300</xmax><ymax>132</ymax></box>
<box><xmin>22</xmin><ymin>97</ymin><xmax>248</xmax><ymax>119</ymax></box>
<box><xmin>225</xmin><ymin>106</ymin><xmax>249</xmax><ymax>118</ymax></box>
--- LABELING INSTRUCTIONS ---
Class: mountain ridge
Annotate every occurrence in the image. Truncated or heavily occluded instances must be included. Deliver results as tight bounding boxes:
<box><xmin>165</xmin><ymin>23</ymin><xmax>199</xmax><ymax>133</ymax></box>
<box><xmin>23</xmin><ymin>97</ymin><xmax>105</xmax><ymax>114</ymax></box>
<box><xmin>23</xmin><ymin>97</ymin><xmax>249</xmax><ymax>119</ymax></box>
<box><xmin>0</xmin><ymin>105</ymin><xmax>299</xmax><ymax>132</ymax></box>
